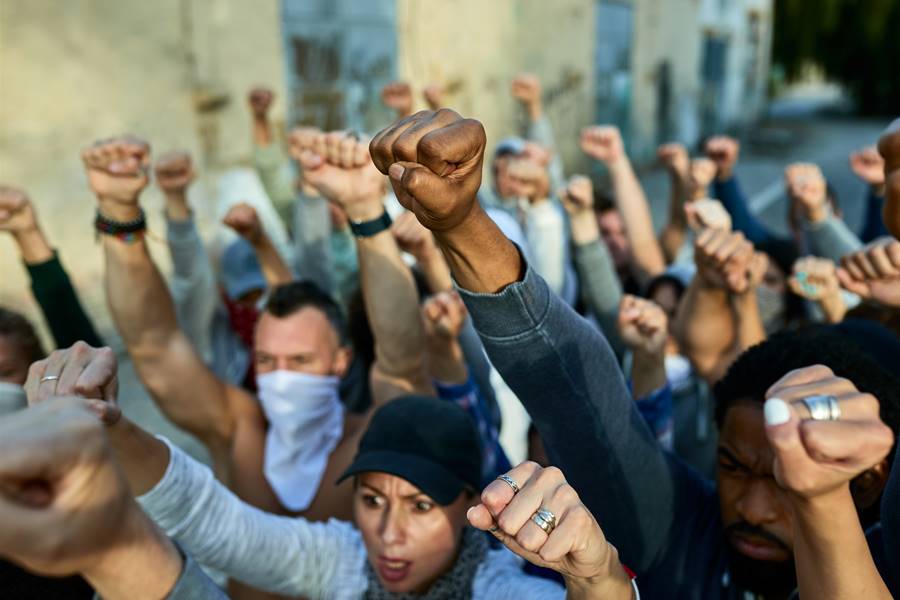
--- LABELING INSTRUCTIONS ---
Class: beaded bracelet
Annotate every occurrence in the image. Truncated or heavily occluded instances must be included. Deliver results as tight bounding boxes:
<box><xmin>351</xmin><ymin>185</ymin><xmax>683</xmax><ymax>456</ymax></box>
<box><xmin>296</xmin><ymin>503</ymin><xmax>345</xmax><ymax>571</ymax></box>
<box><xmin>94</xmin><ymin>209</ymin><xmax>147</xmax><ymax>243</ymax></box>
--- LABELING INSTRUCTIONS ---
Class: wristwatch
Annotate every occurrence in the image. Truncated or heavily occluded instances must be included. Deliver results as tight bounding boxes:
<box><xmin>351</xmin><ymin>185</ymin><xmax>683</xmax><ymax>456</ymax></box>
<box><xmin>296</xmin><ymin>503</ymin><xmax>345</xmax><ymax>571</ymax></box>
<box><xmin>349</xmin><ymin>210</ymin><xmax>393</xmax><ymax>237</ymax></box>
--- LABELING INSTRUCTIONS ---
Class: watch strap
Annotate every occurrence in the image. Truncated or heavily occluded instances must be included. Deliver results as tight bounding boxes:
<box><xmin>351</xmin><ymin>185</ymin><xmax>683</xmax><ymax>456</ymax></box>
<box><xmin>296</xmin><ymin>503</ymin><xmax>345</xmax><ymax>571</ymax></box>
<box><xmin>349</xmin><ymin>210</ymin><xmax>393</xmax><ymax>237</ymax></box>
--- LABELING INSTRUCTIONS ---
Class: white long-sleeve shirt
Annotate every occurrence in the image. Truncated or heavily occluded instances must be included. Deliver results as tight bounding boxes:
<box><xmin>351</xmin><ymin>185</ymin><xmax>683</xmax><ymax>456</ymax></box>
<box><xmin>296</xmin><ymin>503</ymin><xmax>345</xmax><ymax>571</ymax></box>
<box><xmin>139</xmin><ymin>438</ymin><xmax>566</xmax><ymax>600</ymax></box>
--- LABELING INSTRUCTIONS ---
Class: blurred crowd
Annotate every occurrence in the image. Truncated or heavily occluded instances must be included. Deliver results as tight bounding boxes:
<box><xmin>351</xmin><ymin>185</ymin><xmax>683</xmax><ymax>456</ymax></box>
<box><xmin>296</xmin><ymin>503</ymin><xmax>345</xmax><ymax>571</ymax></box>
<box><xmin>0</xmin><ymin>73</ymin><xmax>898</xmax><ymax>600</ymax></box>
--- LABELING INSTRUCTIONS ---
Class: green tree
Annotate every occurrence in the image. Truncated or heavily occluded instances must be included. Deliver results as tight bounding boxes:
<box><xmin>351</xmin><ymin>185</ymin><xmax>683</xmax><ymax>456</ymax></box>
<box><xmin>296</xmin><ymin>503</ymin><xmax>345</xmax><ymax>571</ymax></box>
<box><xmin>773</xmin><ymin>0</ymin><xmax>899</xmax><ymax>114</ymax></box>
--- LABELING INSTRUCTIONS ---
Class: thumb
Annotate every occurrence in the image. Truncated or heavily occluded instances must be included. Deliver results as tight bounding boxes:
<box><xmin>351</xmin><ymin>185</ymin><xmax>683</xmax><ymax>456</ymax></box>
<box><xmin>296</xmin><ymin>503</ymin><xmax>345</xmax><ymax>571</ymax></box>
<box><xmin>298</xmin><ymin>149</ymin><xmax>324</xmax><ymax>171</ymax></box>
<box><xmin>836</xmin><ymin>267</ymin><xmax>870</xmax><ymax>298</ymax></box>
<box><xmin>763</xmin><ymin>398</ymin><xmax>809</xmax><ymax>487</ymax></box>
<box><xmin>389</xmin><ymin>161</ymin><xmax>452</xmax><ymax>207</ymax></box>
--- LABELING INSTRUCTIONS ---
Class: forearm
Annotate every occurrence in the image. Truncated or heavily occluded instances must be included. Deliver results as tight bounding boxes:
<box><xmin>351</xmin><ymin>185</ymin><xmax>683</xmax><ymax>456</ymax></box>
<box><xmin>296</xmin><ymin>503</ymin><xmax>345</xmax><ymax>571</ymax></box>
<box><xmin>13</xmin><ymin>227</ymin><xmax>53</xmax><ymax>264</ymax></box>
<box><xmin>564</xmin><ymin>546</ymin><xmax>634</xmax><ymax>600</ymax></box>
<box><xmin>252</xmin><ymin>116</ymin><xmax>273</xmax><ymax>147</ymax></box>
<box><xmin>818</xmin><ymin>292</ymin><xmax>847</xmax><ymax>324</ymax></box>
<box><xmin>731</xmin><ymin>292</ymin><xmax>766</xmax><ymax>350</ymax></box>
<box><xmin>661</xmin><ymin>177</ymin><xmax>688</xmax><ymax>262</ymax></box>
<box><xmin>792</xmin><ymin>487</ymin><xmax>892</xmax><ymax>600</ymax></box>
<box><xmin>674</xmin><ymin>280</ymin><xmax>737</xmax><ymax>383</ymax></box>
<box><xmin>107</xmin><ymin>418</ymin><xmax>172</xmax><ymax>496</ymax></box>
<box><xmin>426</xmin><ymin>339</ymin><xmax>468</xmax><ymax>385</ymax></box>
<box><xmin>714</xmin><ymin>177</ymin><xmax>772</xmax><ymax>245</ymax></box>
<box><xmin>572</xmin><ymin>237</ymin><xmax>625</xmax><ymax>355</ymax></box>
<box><xmin>357</xmin><ymin>229</ymin><xmax>430</xmax><ymax>386</ymax></box>
<box><xmin>416</xmin><ymin>248</ymin><xmax>454</xmax><ymax>293</ymax></box>
<box><xmin>804</xmin><ymin>211</ymin><xmax>863</xmax><ymax>262</ymax></box>
<box><xmin>608</xmin><ymin>158</ymin><xmax>666</xmax><ymax>281</ymax></box>
<box><xmin>82</xmin><ymin>503</ymin><xmax>183</xmax><ymax>600</ymax></box>
<box><xmin>252</xmin><ymin>235</ymin><xmax>294</xmax><ymax>288</ymax></box>
<box><xmin>630</xmin><ymin>350</ymin><xmax>667</xmax><ymax>399</ymax></box>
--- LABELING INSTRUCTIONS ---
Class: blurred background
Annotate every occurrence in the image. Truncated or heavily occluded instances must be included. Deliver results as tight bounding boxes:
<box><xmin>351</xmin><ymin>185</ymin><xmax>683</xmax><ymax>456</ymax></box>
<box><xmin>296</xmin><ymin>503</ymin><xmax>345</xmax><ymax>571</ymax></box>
<box><xmin>0</xmin><ymin>0</ymin><xmax>896</xmax><ymax>348</ymax></box>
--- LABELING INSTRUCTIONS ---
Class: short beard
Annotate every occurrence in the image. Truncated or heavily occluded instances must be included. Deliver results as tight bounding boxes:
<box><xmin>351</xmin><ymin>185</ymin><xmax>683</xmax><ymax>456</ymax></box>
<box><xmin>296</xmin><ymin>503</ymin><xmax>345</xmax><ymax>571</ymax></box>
<box><xmin>723</xmin><ymin>523</ymin><xmax>796</xmax><ymax>598</ymax></box>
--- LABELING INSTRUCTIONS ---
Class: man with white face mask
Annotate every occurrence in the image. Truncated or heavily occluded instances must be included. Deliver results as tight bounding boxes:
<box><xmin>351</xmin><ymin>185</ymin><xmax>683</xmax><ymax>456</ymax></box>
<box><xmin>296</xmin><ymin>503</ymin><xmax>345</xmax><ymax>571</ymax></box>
<box><xmin>83</xmin><ymin>132</ymin><xmax>430</xmax><ymax>543</ymax></box>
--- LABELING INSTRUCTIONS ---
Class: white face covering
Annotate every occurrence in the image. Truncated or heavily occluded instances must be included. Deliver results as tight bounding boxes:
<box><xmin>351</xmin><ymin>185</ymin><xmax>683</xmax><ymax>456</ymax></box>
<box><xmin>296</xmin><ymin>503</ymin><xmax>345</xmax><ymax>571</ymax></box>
<box><xmin>256</xmin><ymin>370</ymin><xmax>344</xmax><ymax>512</ymax></box>
<box><xmin>0</xmin><ymin>381</ymin><xmax>27</xmax><ymax>416</ymax></box>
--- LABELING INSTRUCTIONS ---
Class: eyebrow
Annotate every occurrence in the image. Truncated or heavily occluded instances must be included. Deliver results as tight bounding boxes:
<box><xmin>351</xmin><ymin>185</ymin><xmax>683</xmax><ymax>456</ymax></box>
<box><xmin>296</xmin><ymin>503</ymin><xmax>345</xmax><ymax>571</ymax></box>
<box><xmin>360</xmin><ymin>484</ymin><xmax>430</xmax><ymax>502</ymax></box>
<box><xmin>717</xmin><ymin>447</ymin><xmax>752</xmax><ymax>473</ymax></box>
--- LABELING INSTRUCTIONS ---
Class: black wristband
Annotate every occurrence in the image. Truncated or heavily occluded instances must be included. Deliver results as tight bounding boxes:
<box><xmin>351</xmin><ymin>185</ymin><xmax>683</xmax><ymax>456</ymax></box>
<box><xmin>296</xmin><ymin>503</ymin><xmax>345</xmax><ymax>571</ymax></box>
<box><xmin>349</xmin><ymin>210</ymin><xmax>392</xmax><ymax>238</ymax></box>
<box><xmin>95</xmin><ymin>209</ymin><xmax>147</xmax><ymax>242</ymax></box>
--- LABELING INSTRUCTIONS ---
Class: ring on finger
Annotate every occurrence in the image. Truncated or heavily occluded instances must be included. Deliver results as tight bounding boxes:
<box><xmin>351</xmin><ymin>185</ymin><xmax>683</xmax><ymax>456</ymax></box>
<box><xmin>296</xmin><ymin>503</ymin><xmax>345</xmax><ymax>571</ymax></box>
<box><xmin>40</xmin><ymin>375</ymin><xmax>61</xmax><ymax>384</ymax></box>
<box><xmin>497</xmin><ymin>474</ymin><xmax>520</xmax><ymax>494</ymax></box>
<box><xmin>531</xmin><ymin>508</ymin><xmax>557</xmax><ymax>534</ymax></box>
<box><xmin>801</xmin><ymin>394</ymin><xmax>841</xmax><ymax>421</ymax></box>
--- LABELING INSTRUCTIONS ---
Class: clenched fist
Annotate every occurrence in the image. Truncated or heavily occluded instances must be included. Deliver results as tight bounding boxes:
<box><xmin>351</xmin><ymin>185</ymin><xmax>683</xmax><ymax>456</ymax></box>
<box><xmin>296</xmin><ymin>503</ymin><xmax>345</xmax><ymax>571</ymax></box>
<box><xmin>695</xmin><ymin>229</ymin><xmax>767</xmax><ymax>294</ymax></box>
<box><xmin>617</xmin><ymin>295</ymin><xmax>668</xmax><ymax>358</ymax></box>
<box><xmin>423</xmin><ymin>83</ymin><xmax>444</xmax><ymax>111</ymax></box>
<box><xmin>688</xmin><ymin>158</ymin><xmax>717</xmax><ymax>201</ymax></box>
<box><xmin>511</xmin><ymin>74</ymin><xmax>542</xmax><ymax>117</ymax></box>
<box><xmin>764</xmin><ymin>365</ymin><xmax>894</xmax><ymax>500</ymax></box>
<box><xmin>422</xmin><ymin>290</ymin><xmax>468</xmax><ymax>342</ymax></box>
<box><xmin>507</xmin><ymin>157</ymin><xmax>550</xmax><ymax>203</ymax></box>
<box><xmin>580</xmin><ymin>126</ymin><xmax>624</xmax><ymax>165</ymax></box>
<box><xmin>704</xmin><ymin>135</ymin><xmax>740</xmax><ymax>181</ymax></box>
<box><xmin>878</xmin><ymin>118</ymin><xmax>900</xmax><ymax>239</ymax></box>
<box><xmin>559</xmin><ymin>175</ymin><xmax>593</xmax><ymax>216</ymax></box>
<box><xmin>81</xmin><ymin>136</ymin><xmax>151</xmax><ymax>208</ymax></box>
<box><xmin>154</xmin><ymin>151</ymin><xmax>195</xmax><ymax>196</ymax></box>
<box><xmin>790</xmin><ymin>256</ymin><xmax>845</xmax><ymax>323</ymax></box>
<box><xmin>370</xmin><ymin>109</ymin><xmax>486</xmax><ymax>232</ymax></box>
<box><xmin>391</xmin><ymin>210</ymin><xmax>438</xmax><ymax>263</ymax></box>
<box><xmin>837</xmin><ymin>237</ymin><xmax>900</xmax><ymax>307</ymax></box>
<box><xmin>685</xmin><ymin>198</ymin><xmax>731</xmax><ymax>232</ymax></box>
<box><xmin>657</xmin><ymin>143</ymin><xmax>689</xmax><ymax>182</ymax></box>
<box><xmin>248</xmin><ymin>87</ymin><xmax>274</xmax><ymax>120</ymax></box>
<box><xmin>0</xmin><ymin>185</ymin><xmax>38</xmax><ymax>234</ymax></box>
<box><xmin>223</xmin><ymin>202</ymin><xmax>264</xmax><ymax>245</ymax></box>
<box><xmin>848</xmin><ymin>146</ymin><xmax>885</xmax><ymax>189</ymax></box>
<box><xmin>299</xmin><ymin>131</ymin><xmax>385</xmax><ymax>222</ymax></box>
<box><xmin>381</xmin><ymin>81</ymin><xmax>414</xmax><ymax>118</ymax></box>
<box><xmin>785</xmin><ymin>162</ymin><xmax>828</xmax><ymax>224</ymax></box>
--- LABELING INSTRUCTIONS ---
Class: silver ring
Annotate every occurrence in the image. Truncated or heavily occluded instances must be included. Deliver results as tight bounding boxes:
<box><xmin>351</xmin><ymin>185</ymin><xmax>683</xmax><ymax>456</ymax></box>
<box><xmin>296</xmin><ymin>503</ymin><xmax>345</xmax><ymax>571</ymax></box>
<box><xmin>802</xmin><ymin>395</ymin><xmax>841</xmax><ymax>421</ymax></box>
<box><xmin>531</xmin><ymin>508</ymin><xmax>557</xmax><ymax>534</ymax></box>
<box><xmin>497</xmin><ymin>474</ymin><xmax>519</xmax><ymax>494</ymax></box>
<box><xmin>40</xmin><ymin>375</ymin><xmax>60</xmax><ymax>383</ymax></box>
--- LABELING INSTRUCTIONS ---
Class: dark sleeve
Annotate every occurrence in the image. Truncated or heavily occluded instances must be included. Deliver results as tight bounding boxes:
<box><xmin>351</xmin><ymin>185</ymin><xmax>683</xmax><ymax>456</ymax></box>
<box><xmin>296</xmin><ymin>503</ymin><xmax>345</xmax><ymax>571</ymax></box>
<box><xmin>26</xmin><ymin>254</ymin><xmax>103</xmax><ymax>348</ymax></box>
<box><xmin>713</xmin><ymin>176</ymin><xmax>774</xmax><ymax>245</ymax></box>
<box><xmin>881</xmin><ymin>443</ymin><xmax>900</xmax><ymax>596</ymax></box>
<box><xmin>458</xmin><ymin>316</ymin><xmax>501</xmax><ymax>427</ymax></box>
<box><xmin>860</xmin><ymin>188</ymin><xmax>889</xmax><ymax>243</ymax></box>
<box><xmin>458</xmin><ymin>263</ymin><xmax>717</xmax><ymax>575</ymax></box>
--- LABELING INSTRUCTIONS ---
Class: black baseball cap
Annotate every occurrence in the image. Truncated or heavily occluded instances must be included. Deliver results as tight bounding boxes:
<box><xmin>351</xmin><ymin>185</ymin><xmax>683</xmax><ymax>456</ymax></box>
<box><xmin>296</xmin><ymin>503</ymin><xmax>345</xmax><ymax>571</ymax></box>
<box><xmin>338</xmin><ymin>396</ymin><xmax>483</xmax><ymax>505</ymax></box>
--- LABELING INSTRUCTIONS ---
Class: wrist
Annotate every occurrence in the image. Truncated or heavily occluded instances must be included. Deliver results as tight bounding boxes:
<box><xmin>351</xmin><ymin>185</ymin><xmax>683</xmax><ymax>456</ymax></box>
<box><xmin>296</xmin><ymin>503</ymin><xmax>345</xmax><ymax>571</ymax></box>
<box><xmin>97</xmin><ymin>198</ymin><xmax>142</xmax><ymax>222</ymax></box>
<box><xmin>716</xmin><ymin>167</ymin><xmax>733</xmax><ymax>182</ymax></box>
<box><xmin>789</xmin><ymin>483</ymin><xmax>853</xmax><ymax>520</ymax></box>
<box><xmin>527</xmin><ymin>101</ymin><xmax>543</xmax><ymax>121</ymax></box>
<box><xmin>570</xmin><ymin>212</ymin><xmax>601</xmax><ymax>245</ymax></box>
<box><xmin>345</xmin><ymin>201</ymin><xmax>385</xmax><ymax>224</ymax></box>
<box><xmin>13</xmin><ymin>227</ymin><xmax>54</xmax><ymax>264</ymax></box>
<box><xmin>804</xmin><ymin>203</ymin><xmax>828</xmax><ymax>224</ymax></box>
<box><xmin>164</xmin><ymin>193</ymin><xmax>190</xmax><ymax>221</ymax></box>
<box><xmin>563</xmin><ymin>544</ymin><xmax>633</xmax><ymax>600</ymax></box>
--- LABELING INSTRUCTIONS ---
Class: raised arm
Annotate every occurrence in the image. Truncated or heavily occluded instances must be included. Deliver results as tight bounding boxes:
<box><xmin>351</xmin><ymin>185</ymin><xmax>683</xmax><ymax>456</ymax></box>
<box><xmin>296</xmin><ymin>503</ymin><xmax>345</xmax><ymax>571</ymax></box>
<box><xmin>248</xmin><ymin>87</ymin><xmax>296</xmax><ymax>226</ymax></box>
<box><xmin>878</xmin><ymin>118</ymin><xmax>900</xmax><ymax>239</ymax></box>
<box><xmin>300</xmin><ymin>130</ymin><xmax>433</xmax><ymax>400</ymax></box>
<box><xmin>513</xmin><ymin>74</ymin><xmax>565</xmax><ymax>192</ymax></box>
<box><xmin>580</xmin><ymin>126</ymin><xmax>666</xmax><ymax>283</ymax></box>
<box><xmin>789</xmin><ymin>256</ymin><xmax>847</xmax><ymax>323</ymax></box>
<box><xmin>381</xmin><ymin>81</ymin><xmax>414</xmax><ymax>121</ymax></box>
<box><xmin>370</xmin><ymin>109</ymin><xmax>712</xmax><ymax>579</ymax></box>
<box><xmin>850</xmin><ymin>146</ymin><xmax>889</xmax><ymax>242</ymax></box>
<box><xmin>392</xmin><ymin>210</ymin><xmax>453</xmax><ymax>293</ymax></box>
<box><xmin>0</xmin><ymin>186</ymin><xmax>103</xmax><ymax>348</ymax></box>
<box><xmin>222</xmin><ymin>202</ymin><xmax>293</xmax><ymax>288</ymax></box>
<box><xmin>82</xmin><ymin>137</ymin><xmax>240</xmax><ymax>470</ymax></box>
<box><xmin>763</xmin><ymin>366</ymin><xmax>895</xmax><ymax>600</ymax></box>
<box><xmin>788</xmin><ymin>162</ymin><xmax>863</xmax><ymax>260</ymax></box>
<box><xmin>657</xmin><ymin>143</ymin><xmax>691</xmax><ymax>262</ymax></box>
<box><xmin>674</xmin><ymin>229</ymin><xmax>767</xmax><ymax>384</ymax></box>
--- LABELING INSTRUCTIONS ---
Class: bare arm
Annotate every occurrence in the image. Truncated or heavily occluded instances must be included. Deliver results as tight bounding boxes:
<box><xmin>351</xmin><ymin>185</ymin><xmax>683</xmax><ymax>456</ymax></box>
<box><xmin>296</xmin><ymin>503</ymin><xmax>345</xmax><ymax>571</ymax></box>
<box><xmin>581</xmin><ymin>126</ymin><xmax>666</xmax><ymax>283</ymax></box>
<box><xmin>222</xmin><ymin>202</ymin><xmax>293</xmax><ymax>288</ymax></box>
<box><xmin>657</xmin><ymin>144</ymin><xmax>690</xmax><ymax>262</ymax></box>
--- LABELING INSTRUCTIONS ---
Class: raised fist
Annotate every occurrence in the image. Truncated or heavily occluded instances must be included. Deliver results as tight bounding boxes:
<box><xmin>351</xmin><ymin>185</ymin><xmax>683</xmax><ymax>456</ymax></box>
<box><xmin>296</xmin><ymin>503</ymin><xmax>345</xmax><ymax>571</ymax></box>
<box><xmin>559</xmin><ymin>175</ymin><xmax>593</xmax><ymax>216</ymax></box>
<box><xmin>422</xmin><ymin>290</ymin><xmax>468</xmax><ymax>342</ymax></box>
<box><xmin>790</xmin><ymin>256</ymin><xmax>841</xmax><ymax>302</ymax></box>
<box><xmin>704</xmin><ymin>135</ymin><xmax>740</xmax><ymax>181</ymax></box>
<box><xmin>785</xmin><ymin>162</ymin><xmax>828</xmax><ymax>223</ymax></box>
<box><xmin>0</xmin><ymin>185</ymin><xmax>38</xmax><ymax>234</ymax></box>
<box><xmin>248</xmin><ymin>87</ymin><xmax>274</xmax><ymax>120</ymax></box>
<box><xmin>423</xmin><ymin>83</ymin><xmax>444</xmax><ymax>111</ymax></box>
<box><xmin>81</xmin><ymin>136</ymin><xmax>151</xmax><ymax>205</ymax></box>
<box><xmin>154</xmin><ymin>151</ymin><xmax>195</xmax><ymax>196</ymax></box>
<box><xmin>469</xmin><ymin>462</ymin><xmax>626</xmax><ymax>588</ymax></box>
<box><xmin>521</xmin><ymin>141</ymin><xmax>553</xmax><ymax>167</ymax></box>
<box><xmin>837</xmin><ymin>237</ymin><xmax>900</xmax><ymax>307</ymax></box>
<box><xmin>695</xmin><ymin>229</ymin><xmax>767</xmax><ymax>294</ymax></box>
<box><xmin>511</xmin><ymin>74</ymin><xmax>542</xmax><ymax>108</ymax></box>
<box><xmin>507</xmin><ymin>157</ymin><xmax>550</xmax><ymax>203</ymax></box>
<box><xmin>391</xmin><ymin>210</ymin><xmax>438</xmax><ymax>262</ymax></box>
<box><xmin>685</xmin><ymin>198</ymin><xmax>732</xmax><ymax>232</ymax></box>
<box><xmin>617</xmin><ymin>295</ymin><xmax>668</xmax><ymax>357</ymax></box>
<box><xmin>764</xmin><ymin>365</ymin><xmax>894</xmax><ymax>500</ymax></box>
<box><xmin>687</xmin><ymin>158</ymin><xmax>717</xmax><ymax>200</ymax></box>
<box><xmin>580</xmin><ymin>126</ymin><xmax>624</xmax><ymax>165</ymax></box>
<box><xmin>299</xmin><ymin>131</ymin><xmax>385</xmax><ymax>222</ymax></box>
<box><xmin>369</xmin><ymin>109</ymin><xmax>487</xmax><ymax>232</ymax></box>
<box><xmin>657</xmin><ymin>143</ymin><xmax>689</xmax><ymax>181</ymax></box>
<box><xmin>877</xmin><ymin>118</ymin><xmax>900</xmax><ymax>239</ymax></box>
<box><xmin>0</xmin><ymin>399</ymin><xmax>134</xmax><ymax>577</ymax></box>
<box><xmin>223</xmin><ymin>202</ymin><xmax>264</xmax><ymax>245</ymax></box>
<box><xmin>848</xmin><ymin>146</ymin><xmax>885</xmax><ymax>188</ymax></box>
<box><xmin>25</xmin><ymin>341</ymin><xmax>121</xmax><ymax>425</ymax></box>
<box><xmin>381</xmin><ymin>81</ymin><xmax>413</xmax><ymax>117</ymax></box>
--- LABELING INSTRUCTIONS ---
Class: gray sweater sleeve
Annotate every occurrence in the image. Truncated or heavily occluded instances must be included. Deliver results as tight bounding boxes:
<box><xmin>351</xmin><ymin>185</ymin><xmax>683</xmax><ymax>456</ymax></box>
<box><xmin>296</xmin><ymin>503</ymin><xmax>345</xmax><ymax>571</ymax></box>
<box><xmin>803</xmin><ymin>211</ymin><xmax>863</xmax><ymax>261</ymax></box>
<box><xmin>292</xmin><ymin>193</ymin><xmax>334</xmax><ymax>294</ymax></box>
<box><xmin>138</xmin><ymin>438</ymin><xmax>367</xmax><ymax>598</ymax></box>
<box><xmin>572</xmin><ymin>239</ymin><xmax>625</xmax><ymax>357</ymax></box>
<box><xmin>458</xmin><ymin>263</ymin><xmax>718</xmax><ymax>580</ymax></box>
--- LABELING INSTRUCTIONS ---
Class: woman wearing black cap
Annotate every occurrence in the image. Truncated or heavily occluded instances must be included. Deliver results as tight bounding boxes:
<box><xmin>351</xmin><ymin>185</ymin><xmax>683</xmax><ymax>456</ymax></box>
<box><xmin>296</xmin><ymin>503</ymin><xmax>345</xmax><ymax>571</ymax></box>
<box><xmin>134</xmin><ymin>395</ymin><xmax>638</xmax><ymax>599</ymax></box>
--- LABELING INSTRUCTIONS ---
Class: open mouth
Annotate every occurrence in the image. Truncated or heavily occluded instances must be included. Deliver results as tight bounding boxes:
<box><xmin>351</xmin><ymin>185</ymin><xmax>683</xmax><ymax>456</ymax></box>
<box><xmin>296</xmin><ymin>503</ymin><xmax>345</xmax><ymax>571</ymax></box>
<box><xmin>377</xmin><ymin>557</ymin><xmax>413</xmax><ymax>583</ymax></box>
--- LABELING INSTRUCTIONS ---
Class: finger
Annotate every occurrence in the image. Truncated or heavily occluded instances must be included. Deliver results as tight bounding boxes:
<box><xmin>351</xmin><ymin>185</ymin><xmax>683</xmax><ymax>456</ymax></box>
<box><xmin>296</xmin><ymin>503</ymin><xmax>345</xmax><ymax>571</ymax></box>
<box><xmin>538</xmin><ymin>504</ymin><xmax>596</xmax><ymax>563</ymax></box>
<box><xmin>36</xmin><ymin>353</ymin><xmax>66</xmax><ymax>403</ymax></box>
<box><xmin>868</xmin><ymin>243</ymin><xmax>900</xmax><ymax>278</ymax></box>
<box><xmin>479</xmin><ymin>462</ymin><xmax>541</xmax><ymax>518</ymax></box>
<box><xmin>765</xmin><ymin>365</ymin><xmax>835</xmax><ymax>398</ymax></box>
<box><xmin>799</xmin><ymin>419</ymin><xmax>894</xmax><ymax>467</ymax></box>
<box><xmin>495</xmin><ymin>466</ymin><xmax>565</xmax><ymax>539</ymax></box>
<box><xmin>714</xmin><ymin>233</ymin><xmax>747</xmax><ymax>264</ymax></box>
<box><xmin>370</xmin><ymin>112</ymin><xmax>432</xmax><ymax>173</ymax></box>
<box><xmin>24</xmin><ymin>359</ymin><xmax>48</xmax><ymax>405</ymax></box>
<box><xmin>54</xmin><ymin>344</ymin><xmax>94</xmax><ymax>398</ymax></box>
<box><xmin>73</xmin><ymin>347</ymin><xmax>118</xmax><ymax>404</ymax></box>
<box><xmin>788</xmin><ymin>390</ymin><xmax>878</xmax><ymax>422</ymax></box>
<box><xmin>852</xmin><ymin>251</ymin><xmax>880</xmax><ymax>280</ymax></box>
<box><xmin>391</xmin><ymin>109</ymin><xmax>463</xmax><ymax>171</ymax></box>
<box><xmin>762</xmin><ymin>397</ymin><xmax>817</xmax><ymax>487</ymax></box>
<box><xmin>836</xmin><ymin>267</ymin><xmax>871</xmax><ymax>297</ymax></box>
<box><xmin>513</xmin><ymin>482</ymin><xmax>576</xmax><ymax>553</ymax></box>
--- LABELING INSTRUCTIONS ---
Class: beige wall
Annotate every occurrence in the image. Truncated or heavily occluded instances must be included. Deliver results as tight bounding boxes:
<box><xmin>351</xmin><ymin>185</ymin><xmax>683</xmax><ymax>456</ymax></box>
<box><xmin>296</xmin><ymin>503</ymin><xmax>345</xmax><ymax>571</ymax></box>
<box><xmin>396</xmin><ymin>0</ymin><xmax>595</xmax><ymax>175</ymax></box>
<box><xmin>0</xmin><ymin>0</ymin><xmax>285</xmax><ymax>344</ymax></box>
